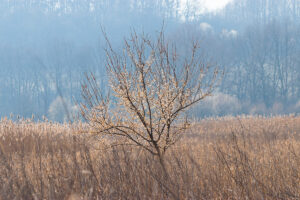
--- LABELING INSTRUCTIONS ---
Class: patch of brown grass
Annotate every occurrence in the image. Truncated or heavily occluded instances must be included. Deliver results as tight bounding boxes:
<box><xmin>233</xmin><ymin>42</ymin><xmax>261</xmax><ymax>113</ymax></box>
<box><xmin>0</xmin><ymin>116</ymin><xmax>299</xmax><ymax>199</ymax></box>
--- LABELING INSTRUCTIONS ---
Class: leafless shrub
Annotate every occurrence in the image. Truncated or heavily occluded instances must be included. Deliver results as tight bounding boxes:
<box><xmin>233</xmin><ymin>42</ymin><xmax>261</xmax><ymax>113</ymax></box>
<box><xmin>80</xmin><ymin>29</ymin><xmax>219</xmax><ymax>163</ymax></box>
<box><xmin>294</xmin><ymin>100</ymin><xmax>300</xmax><ymax>114</ymax></box>
<box><xmin>249</xmin><ymin>102</ymin><xmax>268</xmax><ymax>115</ymax></box>
<box><xmin>193</xmin><ymin>92</ymin><xmax>241</xmax><ymax>117</ymax></box>
<box><xmin>48</xmin><ymin>96</ymin><xmax>78</xmax><ymax>122</ymax></box>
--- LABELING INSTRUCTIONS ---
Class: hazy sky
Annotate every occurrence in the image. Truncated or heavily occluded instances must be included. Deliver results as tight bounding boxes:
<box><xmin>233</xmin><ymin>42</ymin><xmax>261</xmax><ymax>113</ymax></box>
<box><xmin>203</xmin><ymin>0</ymin><xmax>233</xmax><ymax>11</ymax></box>
<box><xmin>180</xmin><ymin>0</ymin><xmax>233</xmax><ymax>13</ymax></box>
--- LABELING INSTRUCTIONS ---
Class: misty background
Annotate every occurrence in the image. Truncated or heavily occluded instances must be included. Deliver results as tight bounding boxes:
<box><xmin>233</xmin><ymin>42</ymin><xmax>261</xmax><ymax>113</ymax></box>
<box><xmin>0</xmin><ymin>0</ymin><xmax>300</xmax><ymax>121</ymax></box>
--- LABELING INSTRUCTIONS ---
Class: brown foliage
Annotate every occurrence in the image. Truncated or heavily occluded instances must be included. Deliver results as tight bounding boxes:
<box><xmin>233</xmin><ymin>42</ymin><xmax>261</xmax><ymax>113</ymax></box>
<box><xmin>0</xmin><ymin>116</ymin><xmax>299</xmax><ymax>199</ymax></box>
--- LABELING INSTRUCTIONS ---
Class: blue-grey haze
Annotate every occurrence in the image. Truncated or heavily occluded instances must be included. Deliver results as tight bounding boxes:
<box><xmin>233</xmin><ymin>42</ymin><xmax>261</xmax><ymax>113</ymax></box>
<box><xmin>0</xmin><ymin>0</ymin><xmax>300</xmax><ymax>121</ymax></box>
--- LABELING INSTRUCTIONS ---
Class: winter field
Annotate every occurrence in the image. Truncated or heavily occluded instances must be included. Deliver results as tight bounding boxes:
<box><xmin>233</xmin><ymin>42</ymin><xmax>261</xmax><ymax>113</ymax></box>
<box><xmin>1</xmin><ymin>1</ymin><xmax>300</xmax><ymax>199</ymax></box>
<box><xmin>0</xmin><ymin>115</ymin><xmax>299</xmax><ymax>199</ymax></box>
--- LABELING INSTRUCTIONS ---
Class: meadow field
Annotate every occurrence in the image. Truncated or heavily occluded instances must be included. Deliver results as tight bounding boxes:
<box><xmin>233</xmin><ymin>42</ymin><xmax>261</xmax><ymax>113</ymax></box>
<box><xmin>0</xmin><ymin>115</ymin><xmax>299</xmax><ymax>199</ymax></box>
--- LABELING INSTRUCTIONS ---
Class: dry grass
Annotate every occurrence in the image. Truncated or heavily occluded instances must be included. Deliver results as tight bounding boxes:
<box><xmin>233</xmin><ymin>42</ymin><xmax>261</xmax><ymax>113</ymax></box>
<box><xmin>0</xmin><ymin>116</ymin><xmax>299</xmax><ymax>199</ymax></box>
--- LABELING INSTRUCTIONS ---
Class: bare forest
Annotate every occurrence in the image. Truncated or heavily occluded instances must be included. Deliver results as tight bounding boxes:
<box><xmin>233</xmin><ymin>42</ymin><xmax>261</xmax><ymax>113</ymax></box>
<box><xmin>0</xmin><ymin>0</ymin><xmax>300</xmax><ymax>119</ymax></box>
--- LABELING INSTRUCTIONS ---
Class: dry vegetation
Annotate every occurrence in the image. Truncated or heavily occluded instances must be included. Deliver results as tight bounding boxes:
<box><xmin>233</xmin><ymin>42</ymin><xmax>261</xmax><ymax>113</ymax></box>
<box><xmin>0</xmin><ymin>115</ymin><xmax>299</xmax><ymax>199</ymax></box>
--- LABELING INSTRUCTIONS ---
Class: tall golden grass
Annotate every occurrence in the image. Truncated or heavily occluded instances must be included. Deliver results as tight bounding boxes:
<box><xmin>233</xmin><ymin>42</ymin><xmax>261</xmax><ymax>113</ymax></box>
<box><xmin>0</xmin><ymin>115</ymin><xmax>299</xmax><ymax>199</ymax></box>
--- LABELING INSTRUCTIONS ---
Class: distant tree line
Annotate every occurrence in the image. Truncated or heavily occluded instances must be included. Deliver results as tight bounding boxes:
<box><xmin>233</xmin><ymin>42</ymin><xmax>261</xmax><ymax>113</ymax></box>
<box><xmin>0</xmin><ymin>0</ymin><xmax>299</xmax><ymax>120</ymax></box>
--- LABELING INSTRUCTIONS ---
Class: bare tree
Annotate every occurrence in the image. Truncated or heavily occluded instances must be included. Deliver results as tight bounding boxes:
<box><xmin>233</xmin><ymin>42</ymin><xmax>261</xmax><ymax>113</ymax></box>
<box><xmin>80</xmin><ymin>29</ymin><xmax>219</xmax><ymax>164</ymax></box>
